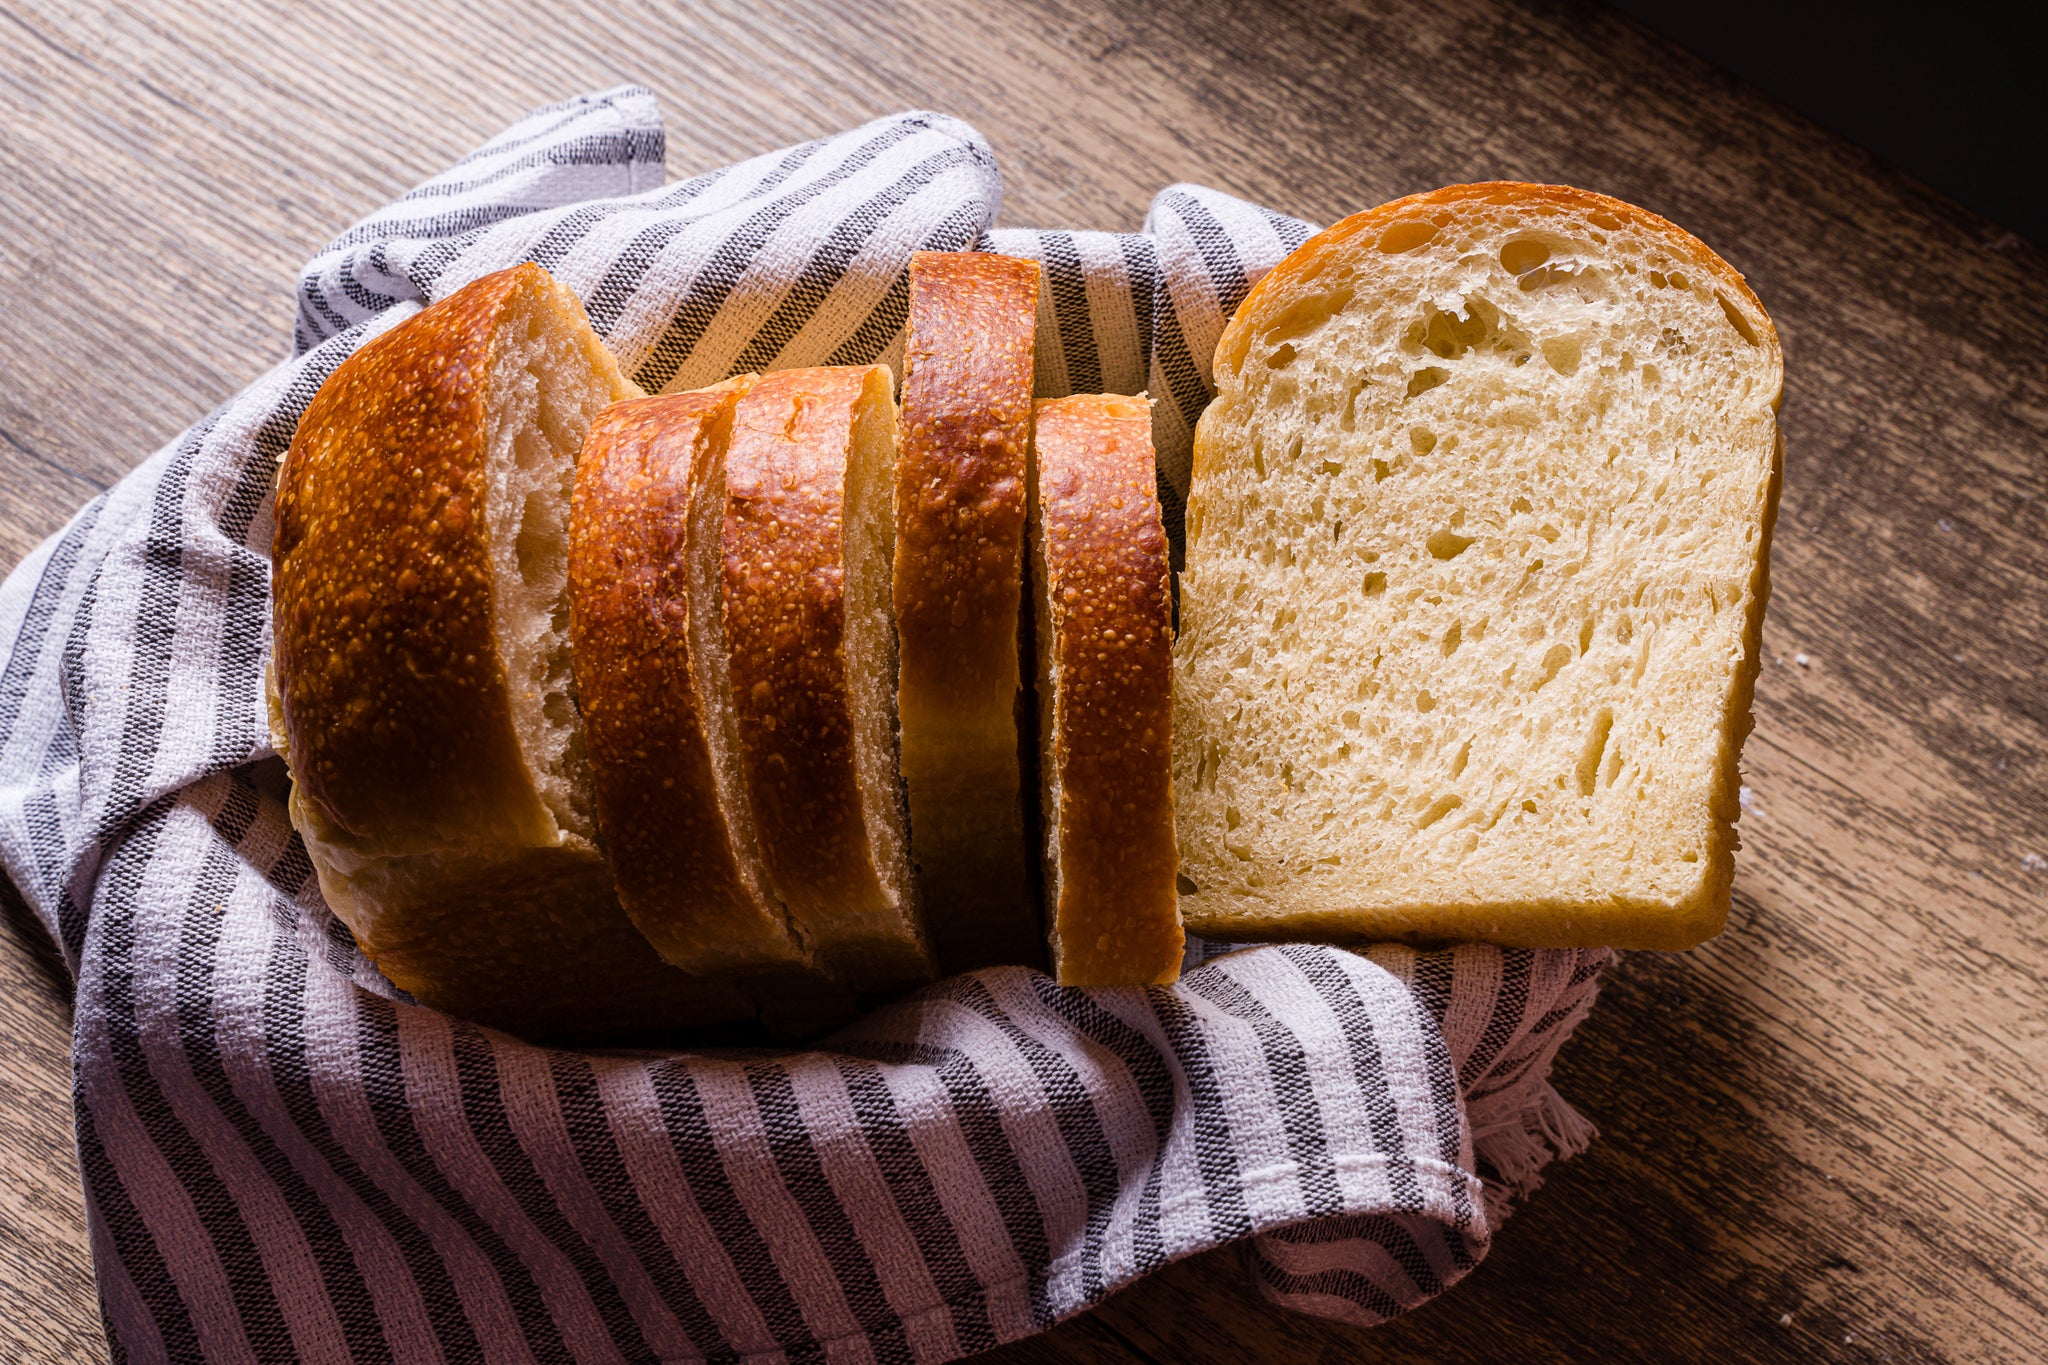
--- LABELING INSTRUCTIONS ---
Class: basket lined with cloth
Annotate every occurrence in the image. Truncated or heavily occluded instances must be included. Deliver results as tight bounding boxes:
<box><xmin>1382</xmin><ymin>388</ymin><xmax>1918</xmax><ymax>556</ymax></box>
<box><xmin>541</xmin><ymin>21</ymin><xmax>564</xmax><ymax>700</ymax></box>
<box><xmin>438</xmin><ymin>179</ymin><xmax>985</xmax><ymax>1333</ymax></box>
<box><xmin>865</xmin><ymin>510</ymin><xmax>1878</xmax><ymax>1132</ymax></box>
<box><xmin>0</xmin><ymin>87</ymin><xmax>1605</xmax><ymax>1362</ymax></box>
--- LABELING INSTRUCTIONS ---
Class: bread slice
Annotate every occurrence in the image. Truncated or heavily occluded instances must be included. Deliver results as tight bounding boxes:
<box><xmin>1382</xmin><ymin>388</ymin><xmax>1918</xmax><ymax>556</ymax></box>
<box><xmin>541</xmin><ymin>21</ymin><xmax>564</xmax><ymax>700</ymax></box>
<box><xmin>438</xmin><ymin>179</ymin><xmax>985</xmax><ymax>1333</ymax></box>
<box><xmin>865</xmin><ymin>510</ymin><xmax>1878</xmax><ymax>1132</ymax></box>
<box><xmin>271</xmin><ymin>263</ymin><xmax>749</xmax><ymax>1043</ymax></box>
<box><xmin>895</xmin><ymin>251</ymin><xmax>1044</xmax><ymax>974</ymax></box>
<box><xmin>569</xmin><ymin>380</ymin><xmax>810</xmax><ymax>971</ymax></box>
<box><xmin>1030</xmin><ymin>394</ymin><xmax>1184</xmax><ymax>986</ymax></box>
<box><xmin>1174</xmin><ymin>183</ymin><xmax>1784</xmax><ymax>951</ymax></box>
<box><xmin>721</xmin><ymin>365</ymin><xmax>935</xmax><ymax>996</ymax></box>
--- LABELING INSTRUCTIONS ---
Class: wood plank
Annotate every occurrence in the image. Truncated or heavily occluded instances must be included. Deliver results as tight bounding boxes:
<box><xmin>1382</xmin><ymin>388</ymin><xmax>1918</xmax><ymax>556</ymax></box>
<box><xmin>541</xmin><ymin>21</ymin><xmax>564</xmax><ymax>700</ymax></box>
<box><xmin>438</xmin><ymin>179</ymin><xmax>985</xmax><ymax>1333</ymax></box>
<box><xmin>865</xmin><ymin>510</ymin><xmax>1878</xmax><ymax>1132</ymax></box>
<box><xmin>1</xmin><ymin>0</ymin><xmax>2042</xmax><ymax>1361</ymax></box>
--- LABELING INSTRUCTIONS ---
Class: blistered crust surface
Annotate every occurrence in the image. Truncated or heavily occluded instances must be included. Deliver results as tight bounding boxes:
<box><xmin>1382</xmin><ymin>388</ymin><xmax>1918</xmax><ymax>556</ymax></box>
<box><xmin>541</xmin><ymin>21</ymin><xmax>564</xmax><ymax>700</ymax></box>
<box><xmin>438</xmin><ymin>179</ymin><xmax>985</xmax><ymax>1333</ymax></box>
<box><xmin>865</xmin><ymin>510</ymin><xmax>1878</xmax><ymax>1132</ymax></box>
<box><xmin>570</xmin><ymin>381</ymin><xmax>814</xmax><ymax>977</ymax></box>
<box><xmin>1034</xmin><ymin>394</ymin><xmax>1182</xmax><ymax>985</ymax></box>
<box><xmin>896</xmin><ymin>250</ymin><xmax>1044</xmax><ymax>972</ymax></box>
<box><xmin>722</xmin><ymin>366</ymin><xmax>931</xmax><ymax>992</ymax></box>
<box><xmin>272</xmin><ymin>266</ymin><xmax>541</xmax><ymax>854</ymax></box>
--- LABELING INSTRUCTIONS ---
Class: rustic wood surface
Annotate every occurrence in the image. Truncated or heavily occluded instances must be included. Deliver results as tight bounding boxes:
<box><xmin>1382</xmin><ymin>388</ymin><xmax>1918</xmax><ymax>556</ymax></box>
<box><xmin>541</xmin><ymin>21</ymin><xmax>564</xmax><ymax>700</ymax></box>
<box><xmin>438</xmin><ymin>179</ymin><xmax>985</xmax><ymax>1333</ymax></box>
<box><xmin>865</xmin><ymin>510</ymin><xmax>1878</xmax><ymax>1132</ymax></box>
<box><xmin>2</xmin><ymin>0</ymin><xmax>2044</xmax><ymax>1360</ymax></box>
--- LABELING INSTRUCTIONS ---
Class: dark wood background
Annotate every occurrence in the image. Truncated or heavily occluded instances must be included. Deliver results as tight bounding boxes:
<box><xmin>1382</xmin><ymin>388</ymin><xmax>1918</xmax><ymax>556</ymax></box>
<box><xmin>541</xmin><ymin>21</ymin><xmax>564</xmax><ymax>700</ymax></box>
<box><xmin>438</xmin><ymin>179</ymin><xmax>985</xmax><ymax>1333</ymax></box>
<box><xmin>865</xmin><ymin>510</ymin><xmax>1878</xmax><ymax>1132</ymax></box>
<box><xmin>3</xmin><ymin>1</ymin><xmax>2043</xmax><ymax>1361</ymax></box>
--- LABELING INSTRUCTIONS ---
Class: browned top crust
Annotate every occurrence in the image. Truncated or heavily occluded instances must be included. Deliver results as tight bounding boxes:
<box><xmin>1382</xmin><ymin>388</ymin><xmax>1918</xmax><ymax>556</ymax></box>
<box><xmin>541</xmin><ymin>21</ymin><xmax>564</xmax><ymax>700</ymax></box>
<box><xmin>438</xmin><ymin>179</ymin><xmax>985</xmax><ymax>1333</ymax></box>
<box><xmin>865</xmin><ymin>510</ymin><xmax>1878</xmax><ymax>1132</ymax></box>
<box><xmin>895</xmin><ymin>250</ymin><xmax>1044</xmax><ymax>973</ymax></box>
<box><xmin>569</xmin><ymin>378</ymin><xmax>813</xmax><ymax>977</ymax></box>
<box><xmin>895</xmin><ymin>251</ymin><xmax>1039</xmax><ymax>699</ymax></box>
<box><xmin>1034</xmin><ymin>394</ymin><xmax>1183</xmax><ymax>985</ymax></box>
<box><xmin>273</xmin><ymin>264</ymin><xmax>550</xmax><ymax>854</ymax></box>
<box><xmin>1214</xmin><ymin>181</ymin><xmax>1782</xmax><ymax>401</ymax></box>
<box><xmin>721</xmin><ymin>365</ymin><xmax>922</xmax><ymax>985</ymax></box>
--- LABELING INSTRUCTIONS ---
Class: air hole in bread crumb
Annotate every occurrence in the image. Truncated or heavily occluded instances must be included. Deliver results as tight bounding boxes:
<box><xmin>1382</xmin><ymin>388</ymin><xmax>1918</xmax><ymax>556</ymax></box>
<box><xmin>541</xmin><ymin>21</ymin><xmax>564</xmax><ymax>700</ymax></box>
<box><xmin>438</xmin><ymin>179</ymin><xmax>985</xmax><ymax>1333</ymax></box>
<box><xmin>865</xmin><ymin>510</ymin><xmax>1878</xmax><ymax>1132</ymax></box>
<box><xmin>1511</xmin><ymin>495</ymin><xmax>1532</xmax><ymax>514</ymax></box>
<box><xmin>1542</xmin><ymin>335</ymin><xmax>1582</xmax><ymax>376</ymax></box>
<box><xmin>1176</xmin><ymin>873</ymin><xmax>1200</xmax><ymax>894</ymax></box>
<box><xmin>1579</xmin><ymin>617</ymin><xmax>1595</xmax><ymax>654</ymax></box>
<box><xmin>1407</xmin><ymin>367</ymin><xmax>1449</xmax><ymax>398</ymax></box>
<box><xmin>1641</xmin><ymin>363</ymin><xmax>1660</xmax><ymax>387</ymax></box>
<box><xmin>1537</xmin><ymin>643</ymin><xmax>1572</xmax><ymax>689</ymax></box>
<box><xmin>1416</xmin><ymin>690</ymin><xmax>1436</xmax><ymax>712</ymax></box>
<box><xmin>1538</xmin><ymin>523</ymin><xmax>1561</xmax><ymax>542</ymax></box>
<box><xmin>1649</xmin><ymin>271</ymin><xmax>1667</xmax><ymax>288</ymax></box>
<box><xmin>1442</xmin><ymin>621</ymin><xmax>1462</xmax><ymax>656</ymax></box>
<box><xmin>1616</xmin><ymin>612</ymin><xmax>1633</xmax><ymax>643</ymax></box>
<box><xmin>1667</xmin><ymin>271</ymin><xmax>1690</xmax><ymax>291</ymax></box>
<box><xmin>1522</xmin><ymin>799</ymin><xmax>1539</xmax><ymax>814</ymax></box>
<box><xmin>1499</xmin><ymin>238</ymin><xmax>1551</xmax><ymax>275</ymax></box>
<box><xmin>1427</xmin><ymin>529</ymin><xmax>1474</xmax><ymax>560</ymax></box>
<box><xmin>1416</xmin><ymin>794</ymin><xmax>1461</xmax><ymax>829</ymax></box>
<box><xmin>1576</xmin><ymin>708</ymin><xmax>1614</xmax><ymax>797</ymax></box>
<box><xmin>1450</xmin><ymin>740</ymin><xmax>1470</xmax><ymax>778</ymax></box>
<box><xmin>1372</xmin><ymin>459</ymin><xmax>1393</xmax><ymax>482</ymax></box>
<box><xmin>1589</xmin><ymin>211</ymin><xmax>1623</xmax><ymax>230</ymax></box>
<box><xmin>1263</xmin><ymin>287</ymin><xmax>1355</xmax><ymax>344</ymax></box>
<box><xmin>1410</xmin><ymin>428</ymin><xmax>1436</xmax><ymax>455</ymax></box>
<box><xmin>1265</xmin><ymin>344</ymin><xmax>1297</xmax><ymax>369</ymax></box>
<box><xmin>1379</xmin><ymin>220</ymin><xmax>1438</xmax><ymax>253</ymax></box>
<box><xmin>1224</xmin><ymin>806</ymin><xmax>1242</xmax><ymax>830</ymax></box>
<box><xmin>1719</xmin><ymin>293</ymin><xmax>1760</xmax><ymax>346</ymax></box>
<box><xmin>1681</xmin><ymin>849</ymin><xmax>1699</xmax><ymax>862</ymax></box>
<box><xmin>1363</xmin><ymin>571</ymin><xmax>1387</xmax><ymax>597</ymax></box>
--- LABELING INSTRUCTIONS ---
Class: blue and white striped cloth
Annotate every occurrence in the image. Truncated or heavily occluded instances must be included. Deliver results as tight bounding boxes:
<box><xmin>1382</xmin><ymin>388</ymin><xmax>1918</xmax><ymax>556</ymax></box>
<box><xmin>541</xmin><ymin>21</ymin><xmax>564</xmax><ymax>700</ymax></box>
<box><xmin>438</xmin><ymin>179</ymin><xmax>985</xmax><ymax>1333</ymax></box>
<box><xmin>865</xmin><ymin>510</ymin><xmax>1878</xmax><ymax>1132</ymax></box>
<box><xmin>0</xmin><ymin>87</ymin><xmax>1607</xmax><ymax>1362</ymax></box>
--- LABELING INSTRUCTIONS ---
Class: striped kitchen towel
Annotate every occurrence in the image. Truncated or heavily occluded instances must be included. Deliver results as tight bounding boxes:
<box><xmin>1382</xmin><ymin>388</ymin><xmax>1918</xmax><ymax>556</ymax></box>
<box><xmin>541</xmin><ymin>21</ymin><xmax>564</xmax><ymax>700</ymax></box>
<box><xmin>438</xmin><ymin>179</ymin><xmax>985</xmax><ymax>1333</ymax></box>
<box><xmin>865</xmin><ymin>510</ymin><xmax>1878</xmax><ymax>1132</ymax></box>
<box><xmin>0</xmin><ymin>87</ymin><xmax>1608</xmax><ymax>1362</ymax></box>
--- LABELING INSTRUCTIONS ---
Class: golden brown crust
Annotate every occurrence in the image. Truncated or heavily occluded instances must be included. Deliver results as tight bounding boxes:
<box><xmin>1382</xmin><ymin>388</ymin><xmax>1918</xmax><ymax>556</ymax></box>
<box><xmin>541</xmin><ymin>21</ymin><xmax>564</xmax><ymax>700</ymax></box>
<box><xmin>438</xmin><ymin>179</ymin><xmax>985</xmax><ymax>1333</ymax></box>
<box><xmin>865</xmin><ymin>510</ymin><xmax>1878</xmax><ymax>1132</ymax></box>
<box><xmin>274</xmin><ymin>263</ymin><xmax>749</xmax><ymax>1043</ymax></box>
<box><xmin>569</xmin><ymin>379</ymin><xmax>816</xmax><ymax>978</ymax></box>
<box><xmin>273</xmin><ymin>266</ymin><xmax>545</xmax><ymax>854</ymax></box>
<box><xmin>722</xmin><ymin>366</ymin><xmax>932</xmax><ymax>992</ymax></box>
<box><xmin>1032</xmin><ymin>394</ymin><xmax>1183</xmax><ymax>986</ymax></box>
<box><xmin>895</xmin><ymin>251</ymin><xmax>1044</xmax><ymax>973</ymax></box>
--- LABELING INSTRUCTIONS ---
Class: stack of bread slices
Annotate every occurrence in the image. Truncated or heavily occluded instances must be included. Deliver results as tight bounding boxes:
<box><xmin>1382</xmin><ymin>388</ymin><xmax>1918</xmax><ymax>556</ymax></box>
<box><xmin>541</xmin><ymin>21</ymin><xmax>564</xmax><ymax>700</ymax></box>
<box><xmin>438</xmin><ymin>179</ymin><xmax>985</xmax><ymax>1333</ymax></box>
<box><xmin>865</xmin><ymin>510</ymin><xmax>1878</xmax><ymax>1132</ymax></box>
<box><xmin>269</xmin><ymin>184</ymin><xmax>1781</xmax><ymax>1046</ymax></box>
<box><xmin>270</xmin><ymin>251</ymin><xmax>1181</xmax><ymax>1043</ymax></box>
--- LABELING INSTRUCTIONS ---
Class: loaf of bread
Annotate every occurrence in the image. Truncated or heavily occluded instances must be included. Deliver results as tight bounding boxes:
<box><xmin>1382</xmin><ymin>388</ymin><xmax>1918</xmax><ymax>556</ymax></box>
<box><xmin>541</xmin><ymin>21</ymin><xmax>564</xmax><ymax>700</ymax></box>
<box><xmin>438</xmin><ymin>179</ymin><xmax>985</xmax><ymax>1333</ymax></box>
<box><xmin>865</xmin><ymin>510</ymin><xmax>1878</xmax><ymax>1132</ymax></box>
<box><xmin>721</xmin><ymin>365</ymin><xmax>935</xmax><ymax>997</ymax></box>
<box><xmin>1174</xmin><ymin>183</ymin><xmax>1783</xmax><ymax>951</ymax></box>
<box><xmin>894</xmin><ymin>251</ymin><xmax>1045</xmax><ymax>974</ymax></box>
<box><xmin>1030</xmin><ymin>394</ymin><xmax>1184</xmax><ymax>986</ymax></box>
<box><xmin>270</xmin><ymin>264</ymin><xmax>750</xmax><ymax>1042</ymax></box>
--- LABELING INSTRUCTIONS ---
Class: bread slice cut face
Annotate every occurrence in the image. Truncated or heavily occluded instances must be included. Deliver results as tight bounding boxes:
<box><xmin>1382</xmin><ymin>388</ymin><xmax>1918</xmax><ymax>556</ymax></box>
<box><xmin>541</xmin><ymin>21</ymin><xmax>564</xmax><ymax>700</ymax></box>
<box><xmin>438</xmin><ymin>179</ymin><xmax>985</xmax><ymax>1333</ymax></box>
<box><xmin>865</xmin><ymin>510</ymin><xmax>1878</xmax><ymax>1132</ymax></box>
<box><xmin>895</xmin><ymin>251</ymin><xmax>1044</xmax><ymax>975</ymax></box>
<box><xmin>1031</xmin><ymin>394</ymin><xmax>1183</xmax><ymax>986</ymax></box>
<box><xmin>1174</xmin><ymin>184</ymin><xmax>1783</xmax><ymax>951</ymax></box>
<box><xmin>721</xmin><ymin>365</ymin><xmax>935</xmax><ymax>996</ymax></box>
<box><xmin>271</xmin><ymin>263</ymin><xmax>749</xmax><ymax>1042</ymax></box>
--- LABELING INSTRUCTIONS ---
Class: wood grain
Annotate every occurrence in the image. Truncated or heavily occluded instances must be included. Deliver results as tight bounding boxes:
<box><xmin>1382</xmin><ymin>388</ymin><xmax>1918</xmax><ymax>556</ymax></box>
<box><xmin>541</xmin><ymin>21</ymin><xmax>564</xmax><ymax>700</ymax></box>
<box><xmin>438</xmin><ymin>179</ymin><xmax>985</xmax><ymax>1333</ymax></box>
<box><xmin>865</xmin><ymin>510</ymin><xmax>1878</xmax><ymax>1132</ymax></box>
<box><xmin>1</xmin><ymin>0</ymin><xmax>2043</xmax><ymax>1361</ymax></box>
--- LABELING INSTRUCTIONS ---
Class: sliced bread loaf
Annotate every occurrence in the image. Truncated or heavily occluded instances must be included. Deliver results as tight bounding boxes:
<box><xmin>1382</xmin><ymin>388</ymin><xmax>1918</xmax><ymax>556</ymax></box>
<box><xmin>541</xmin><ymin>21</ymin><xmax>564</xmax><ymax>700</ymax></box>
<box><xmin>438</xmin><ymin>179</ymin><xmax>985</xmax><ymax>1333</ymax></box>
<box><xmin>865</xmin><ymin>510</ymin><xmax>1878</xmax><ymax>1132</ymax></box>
<box><xmin>721</xmin><ymin>365</ymin><xmax>935</xmax><ymax>996</ymax></box>
<box><xmin>895</xmin><ymin>251</ymin><xmax>1045</xmax><ymax>974</ymax></box>
<box><xmin>1174</xmin><ymin>183</ymin><xmax>1783</xmax><ymax>950</ymax></box>
<box><xmin>270</xmin><ymin>264</ymin><xmax>750</xmax><ymax>1042</ymax></box>
<box><xmin>1030</xmin><ymin>394</ymin><xmax>1184</xmax><ymax>986</ymax></box>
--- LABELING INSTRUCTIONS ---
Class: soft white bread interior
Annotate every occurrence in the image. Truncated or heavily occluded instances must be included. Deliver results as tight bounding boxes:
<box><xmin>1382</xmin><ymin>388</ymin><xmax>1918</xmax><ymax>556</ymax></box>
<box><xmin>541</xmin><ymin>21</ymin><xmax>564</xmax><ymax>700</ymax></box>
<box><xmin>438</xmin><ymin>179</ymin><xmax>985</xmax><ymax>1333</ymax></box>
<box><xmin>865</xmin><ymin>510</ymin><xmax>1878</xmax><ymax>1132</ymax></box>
<box><xmin>721</xmin><ymin>365</ymin><xmax>935</xmax><ymax>997</ymax></box>
<box><xmin>271</xmin><ymin>264</ymin><xmax>750</xmax><ymax>1042</ymax></box>
<box><xmin>1174</xmin><ymin>183</ymin><xmax>1784</xmax><ymax>951</ymax></box>
<box><xmin>895</xmin><ymin>251</ymin><xmax>1045</xmax><ymax>975</ymax></box>
<box><xmin>1031</xmin><ymin>394</ymin><xmax>1184</xmax><ymax>986</ymax></box>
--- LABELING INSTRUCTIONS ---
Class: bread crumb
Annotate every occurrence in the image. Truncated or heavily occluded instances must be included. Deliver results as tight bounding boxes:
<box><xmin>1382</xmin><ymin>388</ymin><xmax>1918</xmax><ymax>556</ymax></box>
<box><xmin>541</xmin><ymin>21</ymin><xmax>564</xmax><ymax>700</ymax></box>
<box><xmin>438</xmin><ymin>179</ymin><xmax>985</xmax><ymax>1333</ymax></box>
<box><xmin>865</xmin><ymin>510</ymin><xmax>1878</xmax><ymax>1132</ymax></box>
<box><xmin>1738</xmin><ymin>786</ymin><xmax>1757</xmax><ymax>815</ymax></box>
<box><xmin>1794</xmin><ymin>652</ymin><xmax>1810</xmax><ymax>667</ymax></box>
<box><xmin>1937</xmin><ymin>517</ymin><xmax>1956</xmax><ymax>533</ymax></box>
<box><xmin>1779</xmin><ymin>1313</ymin><xmax>1793</xmax><ymax>1327</ymax></box>
<box><xmin>2023</xmin><ymin>852</ymin><xmax>2047</xmax><ymax>873</ymax></box>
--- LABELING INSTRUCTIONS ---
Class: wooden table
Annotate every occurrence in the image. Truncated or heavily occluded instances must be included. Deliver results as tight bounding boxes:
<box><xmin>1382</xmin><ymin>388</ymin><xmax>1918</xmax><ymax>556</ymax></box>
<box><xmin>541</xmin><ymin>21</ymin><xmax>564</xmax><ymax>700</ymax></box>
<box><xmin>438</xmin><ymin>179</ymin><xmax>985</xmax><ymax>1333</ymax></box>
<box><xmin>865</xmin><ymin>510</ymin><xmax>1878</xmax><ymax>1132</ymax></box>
<box><xmin>3</xmin><ymin>1</ymin><xmax>2043</xmax><ymax>1360</ymax></box>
